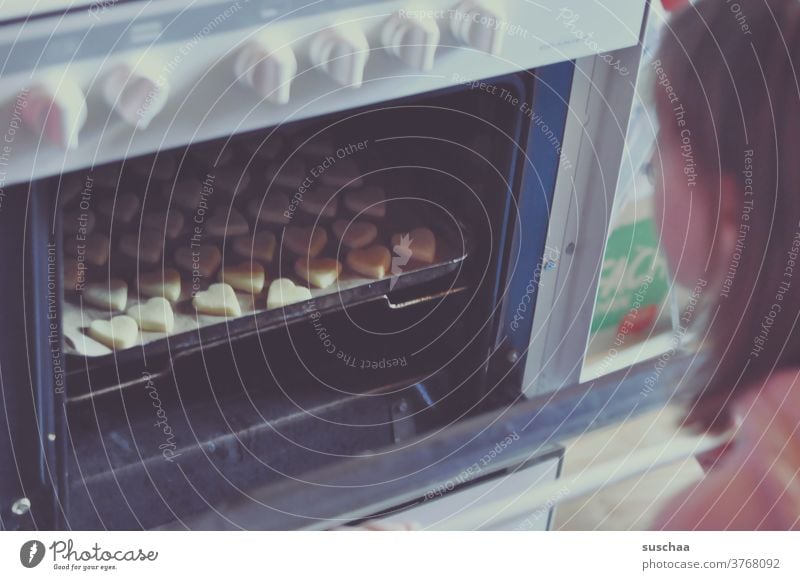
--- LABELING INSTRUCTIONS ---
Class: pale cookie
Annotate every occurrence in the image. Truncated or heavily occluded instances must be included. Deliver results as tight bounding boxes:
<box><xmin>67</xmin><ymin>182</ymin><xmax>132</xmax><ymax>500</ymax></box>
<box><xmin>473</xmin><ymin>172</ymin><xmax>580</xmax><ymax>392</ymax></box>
<box><xmin>170</xmin><ymin>179</ymin><xmax>207</xmax><ymax>211</ymax></box>
<box><xmin>127</xmin><ymin>297</ymin><xmax>175</xmax><ymax>333</ymax></box>
<box><xmin>247</xmin><ymin>193</ymin><xmax>291</xmax><ymax>225</ymax></box>
<box><xmin>267</xmin><ymin>158</ymin><xmax>306</xmax><ymax>189</ymax></box>
<box><xmin>137</xmin><ymin>268</ymin><xmax>182</xmax><ymax>302</ymax></box>
<box><xmin>391</xmin><ymin>227</ymin><xmax>436</xmax><ymax>264</ymax></box>
<box><xmin>84</xmin><ymin>279</ymin><xmax>128</xmax><ymax>311</ymax></box>
<box><xmin>294</xmin><ymin>257</ymin><xmax>341</xmax><ymax>289</ymax></box>
<box><xmin>346</xmin><ymin>245</ymin><xmax>391</xmax><ymax>279</ymax></box>
<box><xmin>63</xmin><ymin>209</ymin><xmax>96</xmax><ymax>235</ymax></box>
<box><xmin>89</xmin><ymin>315</ymin><xmax>138</xmax><ymax>349</ymax></box>
<box><xmin>193</xmin><ymin>283</ymin><xmax>242</xmax><ymax>317</ymax></box>
<box><xmin>283</xmin><ymin>225</ymin><xmax>328</xmax><ymax>258</ymax></box>
<box><xmin>331</xmin><ymin>219</ymin><xmax>377</xmax><ymax>250</ymax></box>
<box><xmin>344</xmin><ymin>186</ymin><xmax>386</xmax><ymax>218</ymax></box>
<box><xmin>174</xmin><ymin>245</ymin><xmax>222</xmax><ymax>278</ymax></box>
<box><xmin>233</xmin><ymin>231</ymin><xmax>277</xmax><ymax>264</ymax></box>
<box><xmin>97</xmin><ymin>192</ymin><xmax>140</xmax><ymax>224</ymax></box>
<box><xmin>300</xmin><ymin>186</ymin><xmax>338</xmax><ymax>220</ymax></box>
<box><xmin>219</xmin><ymin>262</ymin><xmax>266</xmax><ymax>294</ymax></box>
<box><xmin>119</xmin><ymin>233</ymin><xmax>164</xmax><ymax>265</ymax></box>
<box><xmin>65</xmin><ymin>232</ymin><xmax>110</xmax><ymax>266</ymax></box>
<box><xmin>266</xmin><ymin>278</ymin><xmax>312</xmax><ymax>309</ymax></box>
<box><xmin>321</xmin><ymin>157</ymin><xmax>363</xmax><ymax>188</ymax></box>
<box><xmin>213</xmin><ymin>165</ymin><xmax>251</xmax><ymax>198</ymax></box>
<box><xmin>142</xmin><ymin>209</ymin><xmax>184</xmax><ymax>240</ymax></box>
<box><xmin>205</xmin><ymin>207</ymin><xmax>249</xmax><ymax>237</ymax></box>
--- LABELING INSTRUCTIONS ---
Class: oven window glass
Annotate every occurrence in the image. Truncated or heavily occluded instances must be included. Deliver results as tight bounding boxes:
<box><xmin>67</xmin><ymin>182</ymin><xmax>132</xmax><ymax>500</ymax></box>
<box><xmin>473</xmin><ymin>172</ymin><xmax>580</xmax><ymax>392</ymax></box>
<box><xmin>580</xmin><ymin>5</ymin><xmax>691</xmax><ymax>382</ymax></box>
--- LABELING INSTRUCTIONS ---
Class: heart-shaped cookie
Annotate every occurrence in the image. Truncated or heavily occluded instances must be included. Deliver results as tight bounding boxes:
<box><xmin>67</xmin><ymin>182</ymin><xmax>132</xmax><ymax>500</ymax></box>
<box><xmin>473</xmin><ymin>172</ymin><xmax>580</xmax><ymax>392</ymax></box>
<box><xmin>119</xmin><ymin>233</ymin><xmax>164</xmax><ymax>265</ymax></box>
<box><xmin>219</xmin><ymin>262</ymin><xmax>266</xmax><ymax>294</ymax></box>
<box><xmin>321</xmin><ymin>157</ymin><xmax>363</xmax><ymax>188</ymax></box>
<box><xmin>266</xmin><ymin>278</ymin><xmax>312</xmax><ymax>309</ymax></box>
<box><xmin>63</xmin><ymin>209</ymin><xmax>96</xmax><ymax>235</ymax></box>
<box><xmin>127</xmin><ymin>297</ymin><xmax>175</xmax><ymax>333</ymax></box>
<box><xmin>331</xmin><ymin>219</ymin><xmax>377</xmax><ymax>249</ymax></box>
<box><xmin>206</xmin><ymin>207</ymin><xmax>249</xmax><ymax>238</ymax></box>
<box><xmin>137</xmin><ymin>268</ymin><xmax>182</xmax><ymax>302</ymax></box>
<box><xmin>247</xmin><ymin>193</ymin><xmax>291</xmax><ymax>225</ymax></box>
<box><xmin>283</xmin><ymin>225</ymin><xmax>328</xmax><ymax>258</ymax></box>
<box><xmin>170</xmin><ymin>179</ymin><xmax>205</xmax><ymax>210</ymax></box>
<box><xmin>142</xmin><ymin>208</ymin><xmax>185</xmax><ymax>240</ymax></box>
<box><xmin>97</xmin><ymin>192</ymin><xmax>140</xmax><ymax>224</ymax></box>
<box><xmin>391</xmin><ymin>227</ymin><xmax>436</xmax><ymax>264</ymax></box>
<box><xmin>300</xmin><ymin>186</ymin><xmax>338</xmax><ymax>219</ymax></box>
<box><xmin>83</xmin><ymin>279</ymin><xmax>128</xmax><ymax>311</ymax></box>
<box><xmin>346</xmin><ymin>245</ymin><xmax>391</xmax><ymax>279</ymax></box>
<box><xmin>294</xmin><ymin>257</ymin><xmax>341</xmax><ymax>289</ymax></box>
<box><xmin>267</xmin><ymin>158</ymin><xmax>306</xmax><ymax>189</ymax></box>
<box><xmin>174</xmin><ymin>245</ymin><xmax>222</xmax><ymax>278</ymax></box>
<box><xmin>233</xmin><ymin>231</ymin><xmax>277</xmax><ymax>264</ymax></box>
<box><xmin>192</xmin><ymin>282</ymin><xmax>242</xmax><ymax>317</ymax></box>
<box><xmin>344</xmin><ymin>186</ymin><xmax>386</xmax><ymax>218</ymax></box>
<box><xmin>65</xmin><ymin>232</ymin><xmax>110</xmax><ymax>266</ymax></box>
<box><xmin>89</xmin><ymin>315</ymin><xmax>139</xmax><ymax>349</ymax></box>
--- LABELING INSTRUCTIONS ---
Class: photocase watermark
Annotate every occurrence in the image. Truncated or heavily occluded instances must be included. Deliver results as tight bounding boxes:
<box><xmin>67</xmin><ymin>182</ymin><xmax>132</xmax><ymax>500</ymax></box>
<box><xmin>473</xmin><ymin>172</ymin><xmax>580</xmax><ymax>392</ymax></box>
<box><xmin>641</xmin><ymin>278</ymin><xmax>707</xmax><ymax>398</ymax></box>
<box><xmin>726</xmin><ymin>0</ymin><xmax>752</xmax><ymax>35</ymax></box>
<box><xmin>424</xmin><ymin>432</ymin><xmax>520</xmax><ymax>501</ymax></box>
<box><xmin>143</xmin><ymin>371</ymin><xmax>182</xmax><ymax>462</ymax></box>
<box><xmin>397</xmin><ymin>8</ymin><xmax>531</xmax><ymax>40</ymax></box>
<box><xmin>452</xmin><ymin>74</ymin><xmax>573</xmax><ymax>171</ymax></box>
<box><xmin>0</xmin><ymin>88</ymin><xmax>29</xmax><ymax>213</ymax></box>
<box><xmin>308</xmin><ymin>301</ymin><xmax>408</xmax><ymax>370</ymax></box>
<box><xmin>189</xmin><ymin>173</ymin><xmax>215</xmax><ymax>296</ymax></box>
<box><xmin>555</xmin><ymin>8</ymin><xmax>629</xmax><ymax>76</ymax></box>
<box><xmin>721</xmin><ymin>147</ymin><xmax>754</xmax><ymax>299</ymax></box>
<box><xmin>283</xmin><ymin>139</ymin><xmax>370</xmax><ymax>222</ymax></box>
<box><xmin>88</xmin><ymin>0</ymin><xmax>118</xmax><ymax>21</ymax></box>
<box><xmin>512</xmin><ymin>486</ymin><xmax>570</xmax><ymax>530</ymax></box>
<box><xmin>390</xmin><ymin>233</ymin><xmax>414</xmax><ymax>289</ymax></box>
<box><xmin>46</xmin><ymin>241</ymin><xmax>65</xmax><ymax>396</ymax></box>
<box><xmin>510</xmin><ymin>245</ymin><xmax>560</xmax><ymax>332</ymax></box>
<box><xmin>749</xmin><ymin>222</ymin><xmax>800</xmax><ymax>359</ymax></box>
<box><xmin>72</xmin><ymin>175</ymin><xmax>95</xmax><ymax>292</ymax></box>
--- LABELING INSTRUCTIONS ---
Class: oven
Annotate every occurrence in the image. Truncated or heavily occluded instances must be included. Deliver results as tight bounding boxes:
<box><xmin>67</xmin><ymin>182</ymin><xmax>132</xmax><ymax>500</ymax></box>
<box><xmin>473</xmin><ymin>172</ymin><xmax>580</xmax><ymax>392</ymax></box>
<box><xmin>0</xmin><ymin>0</ymin><xmax>653</xmax><ymax>531</ymax></box>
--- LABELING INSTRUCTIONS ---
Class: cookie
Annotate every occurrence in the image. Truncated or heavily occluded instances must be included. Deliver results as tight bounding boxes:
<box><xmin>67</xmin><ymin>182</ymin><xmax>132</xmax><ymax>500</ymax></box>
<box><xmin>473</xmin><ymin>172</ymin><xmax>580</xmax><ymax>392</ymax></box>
<box><xmin>300</xmin><ymin>186</ymin><xmax>338</xmax><ymax>220</ymax></box>
<box><xmin>137</xmin><ymin>268</ymin><xmax>182</xmax><ymax>302</ymax></box>
<box><xmin>331</xmin><ymin>219</ymin><xmax>377</xmax><ymax>249</ymax></box>
<box><xmin>346</xmin><ymin>245</ymin><xmax>391</xmax><ymax>279</ymax></box>
<box><xmin>294</xmin><ymin>257</ymin><xmax>341</xmax><ymax>289</ymax></box>
<box><xmin>391</xmin><ymin>227</ymin><xmax>436</xmax><ymax>264</ymax></box>
<box><xmin>119</xmin><ymin>233</ymin><xmax>164</xmax><ymax>265</ymax></box>
<box><xmin>127</xmin><ymin>297</ymin><xmax>175</xmax><ymax>333</ymax></box>
<box><xmin>142</xmin><ymin>209</ymin><xmax>185</xmax><ymax>240</ymax></box>
<box><xmin>219</xmin><ymin>262</ymin><xmax>266</xmax><ymax>294</ymax></box>
<box><xmin>174</xmin><ymin>244</ymin><xmax>222</xmax><ymax>278</ymax></box>
<box><xmin>266</xmin><ymin>278</ymin><xmax>312</xmax><ymax>309</ymax></box>
<box><xmin>213</xmin><ymin>165</ymin><xmax>251</xmax><ymax>198</ymax></box>
<box><xmin>247</xmin><ymin>193</ymin><xmax>291</xmax><ymax>225</ymax></box>
<box><xmin>89</xmin><ymin>315</ymin><xmax>138</xmax><ymax>349</ymax></box>
<box><xmin>205</xmin><ymin>207</ymin><xmax>249</xmax><ymax>238</ymax></box>
<box><xmin>321</xmin><ymin>157</ymin><xmax>363</xmax><ymax>188</ymax></box>
<box><xmin>193</xmin><ymin>283</ymin><xmax>242</xmax><ymax>317</ymax></box>
<box><xmin>344</xmin><ymin>186</ymin><xmax>385</xmax><ymax>218</ymax></box>
<box><xmin>233</xmin><ymin>231</ymin><xmax>277</xmax><ymax>264</ymax></box>
<box><xmin>170</xmin><ymin>179</ymin><xmax>206</xmax><ymax>211</ymax></box>
<box><xmin>83</xmin><ymin>279</ymin><xmax>128</xmax><ymax>311</ymax></box>
<box><xmin>283</xmin><ymin>225</ymin><xmax>328</xmax><ymax>258</ymax></box>
<box><xmin>65</xmin><ymin>232</ymin><xmax>110</xmax><ymax>266</ymax></box>
<box><xmin>97</xmin><ymin>192</ymin><xmax>140</xmax><ymax>224</ymax></box>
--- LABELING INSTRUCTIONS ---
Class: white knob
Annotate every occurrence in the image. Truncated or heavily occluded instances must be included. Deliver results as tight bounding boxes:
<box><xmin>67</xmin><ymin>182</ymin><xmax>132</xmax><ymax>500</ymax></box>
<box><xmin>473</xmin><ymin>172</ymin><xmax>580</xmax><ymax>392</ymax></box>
<box><xmin>21</xmin><ymin>75</ymin><xmax>87</xmax><ymax>149</ymax></box>
<box><xmin>449</xmin><ymin>0</ymin><xmax>506</xmax><ymax>56</ymax></box>
<box><xmin>234</xmin><ymin>35</ymin><xmax>297</xmax><ymax>105</ymax></box>
<box><xmin>382</xmin><ymin>11</ymin><xmax>440</xmax><ymax>71</ymax></box>
<box><xmin>309</xmin><ymin>25</ymin><xmax>369</xmax><ymax>88</ymax></box>
<box><xmin>102</xmin><ymin>56</ymin><xmax>168</xmax><ymax>129</ymax></box>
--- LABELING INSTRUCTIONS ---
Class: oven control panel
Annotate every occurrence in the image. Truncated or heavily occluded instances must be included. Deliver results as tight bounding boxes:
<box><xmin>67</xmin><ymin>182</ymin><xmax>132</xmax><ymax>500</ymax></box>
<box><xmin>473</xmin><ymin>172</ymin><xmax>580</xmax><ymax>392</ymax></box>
<box><xmin>0</xmin><ymin>0</ymin><xmax>646</xmax><ymax>186</ymax></box>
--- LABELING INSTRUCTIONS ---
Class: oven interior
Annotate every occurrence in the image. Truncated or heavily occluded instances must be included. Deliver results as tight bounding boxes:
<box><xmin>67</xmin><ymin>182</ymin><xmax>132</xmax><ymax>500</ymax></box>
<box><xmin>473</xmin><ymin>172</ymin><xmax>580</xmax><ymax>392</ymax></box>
<box><xmin>26</xmin><ymin>76</ymin><xmax>536</xmax><ymax>529</ymax></box>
